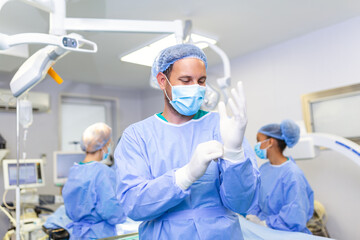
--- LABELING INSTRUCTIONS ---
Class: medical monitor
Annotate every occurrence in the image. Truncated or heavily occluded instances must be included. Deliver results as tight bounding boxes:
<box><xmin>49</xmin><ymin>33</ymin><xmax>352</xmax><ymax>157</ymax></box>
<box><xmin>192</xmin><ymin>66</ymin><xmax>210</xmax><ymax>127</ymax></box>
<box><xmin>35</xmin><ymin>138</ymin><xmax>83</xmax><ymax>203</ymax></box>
<box><xmin>3</xmin><ymin>159</ymin><xmax>45</xmax><ymax>190</ymax></box>
<box><xmin>53</xmin><ymin>151</ymin><xmax>85</xmax><ymax>186</ymax></box>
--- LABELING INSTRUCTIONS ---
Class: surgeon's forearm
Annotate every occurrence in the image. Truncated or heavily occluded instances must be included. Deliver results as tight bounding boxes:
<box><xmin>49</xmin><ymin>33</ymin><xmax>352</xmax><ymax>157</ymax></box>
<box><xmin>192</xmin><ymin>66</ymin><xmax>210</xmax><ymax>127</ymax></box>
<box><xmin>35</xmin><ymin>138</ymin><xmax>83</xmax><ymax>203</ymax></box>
<box><xmin>120</xmin><ymin>170</ymin><xmax>190</xmax><ymax>221</ymax></box>
<box><xmin>247</xmin><ymin>203</ymin><xmax>261</xmax><ymax>216</ymax></box>
<box><xmin>103</xmin><ymin>201</ymin><xmax>126</xmax><ymax>225</ymax></box>
<box><xmin>266</xmin><ymin>214</ymin><xmax>290</xmax><ymax>231</ymax></box>
<box><xmin>219</xmin><ymin>158</ymin><xmax>259</xmax><ymax>213</ymax></box>
<box><xmin>276</xmin><ymin>206</ymin><xmax>310</xmax><ymax>232</ymax></box>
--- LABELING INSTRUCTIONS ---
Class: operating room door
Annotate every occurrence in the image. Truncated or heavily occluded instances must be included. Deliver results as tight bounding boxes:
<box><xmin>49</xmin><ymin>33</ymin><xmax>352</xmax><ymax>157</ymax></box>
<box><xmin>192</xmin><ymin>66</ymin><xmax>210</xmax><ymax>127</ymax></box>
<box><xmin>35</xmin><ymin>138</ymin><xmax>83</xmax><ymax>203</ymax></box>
<box><xmin>60</xmin><ymin>95</ymin><xmax>117</xmax><ymax>151</ymax></box>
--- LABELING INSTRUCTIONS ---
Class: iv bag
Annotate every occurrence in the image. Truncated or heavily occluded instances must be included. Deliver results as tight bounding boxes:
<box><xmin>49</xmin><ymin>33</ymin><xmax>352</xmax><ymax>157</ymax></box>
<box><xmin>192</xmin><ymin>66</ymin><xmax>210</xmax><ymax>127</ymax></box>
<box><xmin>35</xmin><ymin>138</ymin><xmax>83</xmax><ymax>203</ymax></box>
<box><xmin>19</xmin><ymin>99</ymin><xmax>33</xmax><ymax>128</ymax></box>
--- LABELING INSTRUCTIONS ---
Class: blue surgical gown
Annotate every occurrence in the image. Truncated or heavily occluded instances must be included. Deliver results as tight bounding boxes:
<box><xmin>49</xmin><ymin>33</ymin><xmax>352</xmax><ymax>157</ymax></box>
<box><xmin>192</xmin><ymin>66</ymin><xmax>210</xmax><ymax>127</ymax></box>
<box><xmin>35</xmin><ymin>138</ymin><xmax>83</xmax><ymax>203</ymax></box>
<box><xmin>115</xmin><ymin>112</ymin><xmax>260</xmax><ymax>240</ymax></box>
<box><xmin>248</xmin><ymin>158</ymin><xmax>314</xmax><ymax>234</ymax></box>
<box><xmin>62</xmin><ymin>161</ymin><xmax>126</xmax><ymax>239</ymax></box>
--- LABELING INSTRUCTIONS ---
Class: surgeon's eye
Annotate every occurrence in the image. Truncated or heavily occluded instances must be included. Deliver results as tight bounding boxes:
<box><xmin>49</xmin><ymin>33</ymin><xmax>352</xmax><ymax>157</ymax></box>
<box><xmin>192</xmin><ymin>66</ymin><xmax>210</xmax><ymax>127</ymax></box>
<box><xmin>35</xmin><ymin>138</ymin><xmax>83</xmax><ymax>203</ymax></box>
<box><xmin>178</xmin><ymin>77</ymin><xmax>192</xmax><ymax>84</ymax></box>
<box><xmin>180</xmin><ymin>79</ymin><xmax>191</xmax><ymax>83</ymax></box>
<box><xmin>198</xmin><ymin>78</ymin><xmax>206</xmax><ymax>85</ymax></box>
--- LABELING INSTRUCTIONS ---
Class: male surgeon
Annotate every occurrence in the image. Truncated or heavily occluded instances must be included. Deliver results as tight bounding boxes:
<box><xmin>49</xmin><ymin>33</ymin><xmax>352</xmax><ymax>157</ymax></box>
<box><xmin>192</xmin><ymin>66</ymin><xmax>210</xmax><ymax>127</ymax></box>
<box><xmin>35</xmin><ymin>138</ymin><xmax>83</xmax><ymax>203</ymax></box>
<box><xmin>115</xmin><ymin>44</ymin><xmax>259</xmax><ymax>240</ymax></box>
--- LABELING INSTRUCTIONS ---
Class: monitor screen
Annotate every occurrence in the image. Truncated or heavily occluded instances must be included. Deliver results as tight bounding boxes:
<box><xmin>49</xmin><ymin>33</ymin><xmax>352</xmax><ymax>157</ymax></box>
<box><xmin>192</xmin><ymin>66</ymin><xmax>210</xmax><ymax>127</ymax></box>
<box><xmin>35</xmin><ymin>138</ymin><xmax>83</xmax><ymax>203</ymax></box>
<box><xmin>3</xmin><ymin>159</ymin><xmax>45</xmax><ymax>190</ymax></box>
<box><xmin>53</xmin><ymin>152</ymin><xmax>85</xmax><ymax>186</ymax></box>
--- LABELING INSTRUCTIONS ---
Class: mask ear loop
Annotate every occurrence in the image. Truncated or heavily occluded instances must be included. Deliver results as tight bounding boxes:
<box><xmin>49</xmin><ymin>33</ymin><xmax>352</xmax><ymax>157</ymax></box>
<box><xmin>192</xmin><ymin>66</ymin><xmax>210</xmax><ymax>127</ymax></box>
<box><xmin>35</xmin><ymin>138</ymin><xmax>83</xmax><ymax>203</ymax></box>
<box><xmin>261</xmin><ymin>138</ymin><xmax>272</xmax><ymax>150</ymax></box>
<box><xmin>162</xmin><ymin>74</ymin><xmax>173</xmax><ymax>102</ymax></box>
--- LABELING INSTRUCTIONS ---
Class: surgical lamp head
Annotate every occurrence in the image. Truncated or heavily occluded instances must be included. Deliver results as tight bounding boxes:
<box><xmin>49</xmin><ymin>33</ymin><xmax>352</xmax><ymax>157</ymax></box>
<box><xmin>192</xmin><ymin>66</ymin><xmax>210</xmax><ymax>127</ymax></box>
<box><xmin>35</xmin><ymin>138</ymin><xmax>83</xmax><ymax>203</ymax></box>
<box><xmin>202</xmin><ymin>83</ymin><xmax>220</xmax><ymax>111</ymax></box>
<box><xmin>8</xmin><ymin>33</ymin><xmax>97</xmax><ymax>97</ymax></box>
<box><xmin>259</xmin><ymin>119</ymin><xmax>300</xmax><ymax>148</ymax></box>
<box><xmin>10</xmin><ymin>45</ymin><xmax>67</xmax><ymax>98</ymax></box>
<box><xmin>80</xmin><ymin>123</ymin><xmax>112</xmax><ymax>153</ymax></box>
<box><xmin>150</xmin><ymin>43</ymin><xmax>207</xmax><ymax>88</ymax></box>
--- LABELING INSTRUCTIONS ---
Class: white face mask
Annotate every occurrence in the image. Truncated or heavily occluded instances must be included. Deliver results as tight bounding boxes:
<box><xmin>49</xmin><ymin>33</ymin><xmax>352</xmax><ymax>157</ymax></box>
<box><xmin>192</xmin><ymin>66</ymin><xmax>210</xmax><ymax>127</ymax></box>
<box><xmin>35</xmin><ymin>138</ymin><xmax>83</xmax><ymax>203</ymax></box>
<box><xmin>254</xmin><ymin>139</ymin><xmax>271</xmax><ymax>159</ymax></box>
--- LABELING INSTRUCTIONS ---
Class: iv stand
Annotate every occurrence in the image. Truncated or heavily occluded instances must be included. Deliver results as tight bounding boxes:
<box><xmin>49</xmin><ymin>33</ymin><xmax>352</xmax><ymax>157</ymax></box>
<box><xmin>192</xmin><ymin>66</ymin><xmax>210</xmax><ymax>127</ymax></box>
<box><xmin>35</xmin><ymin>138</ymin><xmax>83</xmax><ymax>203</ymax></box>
<box><xmin>16</xmin><ymin>98</ymin><xmax>20</xmax><ymax>240</ymax></box>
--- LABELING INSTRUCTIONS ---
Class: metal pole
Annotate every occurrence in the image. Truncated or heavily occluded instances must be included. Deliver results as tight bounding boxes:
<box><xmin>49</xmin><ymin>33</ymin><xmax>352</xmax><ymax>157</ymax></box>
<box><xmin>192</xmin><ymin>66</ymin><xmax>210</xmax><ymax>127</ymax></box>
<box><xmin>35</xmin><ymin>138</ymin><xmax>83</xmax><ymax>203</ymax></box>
<box><xmin>16</xmin><ymin>98</ymin><xmax>20</xmax><ymax>240</ymax></box>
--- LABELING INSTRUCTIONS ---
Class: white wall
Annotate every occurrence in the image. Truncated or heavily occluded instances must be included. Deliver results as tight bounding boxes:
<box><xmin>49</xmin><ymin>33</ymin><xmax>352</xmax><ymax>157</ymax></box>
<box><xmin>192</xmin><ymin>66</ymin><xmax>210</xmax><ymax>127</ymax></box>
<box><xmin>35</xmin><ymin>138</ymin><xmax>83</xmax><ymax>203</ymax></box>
<box><xmin>0</xmin><ymin>73</ymin><xmax>144</xmax><ymax>236</ymax></box>
<box><xmin>141</xmin><ymin>89</ymin><xmax>164</xmax><ymax>118</ymax></box>
<box><xmin>227</xmin><ymin>16</ymin><xmax>360</xmax><ymax>240</ymax></box>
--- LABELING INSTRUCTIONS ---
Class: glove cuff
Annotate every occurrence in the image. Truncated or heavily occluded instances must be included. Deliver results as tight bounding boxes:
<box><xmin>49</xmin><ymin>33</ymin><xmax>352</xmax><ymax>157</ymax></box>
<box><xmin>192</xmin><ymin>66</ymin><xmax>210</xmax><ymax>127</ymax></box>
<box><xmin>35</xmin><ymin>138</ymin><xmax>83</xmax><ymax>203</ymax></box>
<box><xmin>175</xmin><ymin>165</ymin><xmax>195</xmax><ymax>191</ymax></box>
<box><xmin>223</xmin><ymin>147</ymin><xmax>245</xmax><ymax>163</ymax></box>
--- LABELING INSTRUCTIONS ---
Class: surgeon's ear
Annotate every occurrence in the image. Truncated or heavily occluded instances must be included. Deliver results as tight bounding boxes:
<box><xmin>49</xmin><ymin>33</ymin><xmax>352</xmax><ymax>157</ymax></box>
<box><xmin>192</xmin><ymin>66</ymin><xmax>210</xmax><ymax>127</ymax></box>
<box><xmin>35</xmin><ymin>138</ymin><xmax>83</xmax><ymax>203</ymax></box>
<box><xmin>157</xmin><ymin>72</ymin><xmax>167</xmax><ymax>90</ymax></box>
<box><xmin>268</xmin><ymin>138</ymin><xmax>274</xmax><ymax>148</ymax></box>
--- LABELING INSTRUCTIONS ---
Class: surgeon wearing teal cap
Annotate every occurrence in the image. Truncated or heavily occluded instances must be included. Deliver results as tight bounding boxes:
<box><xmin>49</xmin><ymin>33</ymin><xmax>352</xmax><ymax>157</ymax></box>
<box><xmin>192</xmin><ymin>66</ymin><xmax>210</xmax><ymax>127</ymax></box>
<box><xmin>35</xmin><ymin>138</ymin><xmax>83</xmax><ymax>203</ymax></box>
<box><xmin>247</xmin><ymin>119</ymin><xmax>314</xmax><ymax>234</ymax></box>
<box><xmin>115</xmin><ymin>43</ymin><xmax>260</xmax><ymax>240</ymax></box>
<box><xmin>62</xmin><ymin>123</ymin><xmax>126</xmax><ymax>239</ymax></box>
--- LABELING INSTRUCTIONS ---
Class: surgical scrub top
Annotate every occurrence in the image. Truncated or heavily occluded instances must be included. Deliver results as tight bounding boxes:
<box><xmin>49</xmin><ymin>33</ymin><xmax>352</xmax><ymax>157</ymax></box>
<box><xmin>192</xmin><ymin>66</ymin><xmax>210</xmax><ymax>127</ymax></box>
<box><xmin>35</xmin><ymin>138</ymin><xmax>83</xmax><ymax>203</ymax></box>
<box><xmin>115</xmin><ymin>111</ymin><xmax>260</xmax><ymax>240</ymax></box>
<box><xmin>248</xmin><ymin>158</ymin><xmax>314</xmax><ymax>234</ymax></box>
<box><xmin>62</xmin><ymin>161</ymin><xmax>125</xmax><ymax>239</ymax></box>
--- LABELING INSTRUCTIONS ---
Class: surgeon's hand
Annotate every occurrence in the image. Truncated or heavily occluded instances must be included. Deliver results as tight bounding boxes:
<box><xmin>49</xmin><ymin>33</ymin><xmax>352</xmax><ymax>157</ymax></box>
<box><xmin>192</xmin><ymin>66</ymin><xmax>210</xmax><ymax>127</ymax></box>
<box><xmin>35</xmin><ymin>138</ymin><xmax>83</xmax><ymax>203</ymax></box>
<box><xmin>218</xmin><ymin>81</ymin><xmax>247</xmax><ymax>162</ymax></box>
<box><xmin>246</xmin><ymin>214</ymin><xmax>261</xmax><ymax>222</ymax></box>
<box><xmin>246</xmin><ymin>214</ymin><xmax>267</xmax><ymax>227</ymax></box>
<box><xmin>175</xmin><ymin>140</ymin><xmax>224</xmax><ymax>190</ymax></box>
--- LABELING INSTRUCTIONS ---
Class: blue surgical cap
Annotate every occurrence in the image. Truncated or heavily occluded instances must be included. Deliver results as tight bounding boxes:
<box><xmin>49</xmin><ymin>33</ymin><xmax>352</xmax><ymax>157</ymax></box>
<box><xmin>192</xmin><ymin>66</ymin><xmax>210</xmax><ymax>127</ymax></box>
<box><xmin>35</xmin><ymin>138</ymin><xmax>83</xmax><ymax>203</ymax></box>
<box><xmin>150</xmin><ymin>43</ymin><xmax>208</xmax><ymax>88</ymax></box>
<box><xmin>258</xmin><ymin>119</ymin><xmax>300</xmax><ymax>148</ymax></box>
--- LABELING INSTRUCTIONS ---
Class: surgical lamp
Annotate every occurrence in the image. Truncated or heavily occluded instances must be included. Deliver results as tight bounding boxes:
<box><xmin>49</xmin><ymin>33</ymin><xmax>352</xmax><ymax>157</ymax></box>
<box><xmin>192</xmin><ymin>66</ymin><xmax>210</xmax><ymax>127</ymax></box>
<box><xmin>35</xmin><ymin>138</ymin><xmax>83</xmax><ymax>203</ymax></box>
<box><xmin>200</xmin><ymin>41</ymin><xmax>231</xmax><ymax>110</ymax></box>
<box><xmin>202</xmin><ymin>83</ymin><xmax>220</xmax><ymax>111</ymax></box>
<box><xmin>3</xmin><ymin>33</ymin><xmax>97</xmax><ymax>97</ymax></box>
<box><xmin>195</xmin><ymin>41</ymin><xmax>231</xmax><ymax>103</ymax></box>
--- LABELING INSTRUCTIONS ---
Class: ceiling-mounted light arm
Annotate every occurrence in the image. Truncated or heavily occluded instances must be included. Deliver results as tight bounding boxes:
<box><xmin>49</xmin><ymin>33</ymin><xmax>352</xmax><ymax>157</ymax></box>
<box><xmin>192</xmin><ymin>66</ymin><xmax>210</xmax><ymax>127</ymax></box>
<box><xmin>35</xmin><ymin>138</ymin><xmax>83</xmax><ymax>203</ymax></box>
<box><xmin>1</xmin><ymin>0</ymin><xmax>186</xmax><ymax>39</ymax></box>
<box><xmin>205</xmin><ymin>42</ymin><xmax>231</xmax><ymax>88</ymax></box>
<box><xmin>193</xmin><ymin>41</ymin><xmax>231</xmax><ymax>102</ymax></box>
<box><xmin>182</xmin><ymin>20</ymin><xmax>192</xmax><ymax>43</ymax></box>
<box><xmin>49</xmin><ymin>0</ymin><xmax>66</xmax><ymax>35</ymax></box>
<box><xmin>64</xmin><ymin>18</ymin><xmax>184</xmax><ymax>34</ymax></box>
<box><xmin>0</xmin><ymin>33</ymin><xmax>97</xmax><ymax>53</ymax></box>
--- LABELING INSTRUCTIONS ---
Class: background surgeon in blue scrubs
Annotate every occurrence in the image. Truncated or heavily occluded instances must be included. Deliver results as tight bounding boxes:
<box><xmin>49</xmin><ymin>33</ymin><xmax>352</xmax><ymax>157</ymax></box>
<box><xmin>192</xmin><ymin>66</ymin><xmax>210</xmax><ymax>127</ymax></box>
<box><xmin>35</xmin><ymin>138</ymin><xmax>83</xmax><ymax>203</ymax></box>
<box><xmin>247</xmin><ymin>119</ymin><xmax>314</xmax><ymax>234</ymax></box>
<box><xmin>63</xmin><ymin>123</ymin><xmax>126</xmax><ymax>239</ymax></box>
<box><xmin>115</xmin><ymin>43</ymin><xmax>260</xmax><ymax>240</ymax></box>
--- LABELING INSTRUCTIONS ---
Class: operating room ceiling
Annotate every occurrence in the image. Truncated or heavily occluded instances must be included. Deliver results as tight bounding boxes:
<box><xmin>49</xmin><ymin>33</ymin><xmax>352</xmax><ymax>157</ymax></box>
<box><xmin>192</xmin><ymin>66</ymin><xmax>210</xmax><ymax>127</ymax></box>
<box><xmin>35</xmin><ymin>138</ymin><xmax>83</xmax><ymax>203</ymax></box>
<box><xmin>1</xmin><ymin>0</ymin><xmax>360</xmax><ymax>89</ymax></box>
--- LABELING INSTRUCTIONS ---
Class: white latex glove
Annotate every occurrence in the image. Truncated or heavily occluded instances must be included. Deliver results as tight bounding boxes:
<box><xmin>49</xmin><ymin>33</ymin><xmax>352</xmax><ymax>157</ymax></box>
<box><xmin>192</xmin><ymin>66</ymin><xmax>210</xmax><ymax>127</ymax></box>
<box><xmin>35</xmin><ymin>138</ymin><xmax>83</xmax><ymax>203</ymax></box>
<box><xmin>175</xmin><ymin>140</ymin><xmax>224</xmax><ymax>190</ymax></box>
<box><xmin>218</xmin><ymin>81</ymin><xmax>247</xmax><ymax>162</ymax></box>
<box><xmin>246</xmin><ymin>214</ymin><xmax>267</xmax><ymax>227</ymax></box>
